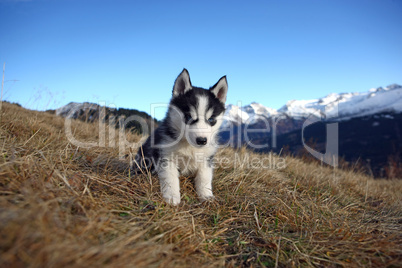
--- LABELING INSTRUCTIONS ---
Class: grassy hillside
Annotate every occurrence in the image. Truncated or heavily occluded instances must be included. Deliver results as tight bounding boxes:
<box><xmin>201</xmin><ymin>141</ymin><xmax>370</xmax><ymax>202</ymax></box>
<box><xmin>1</xmin><ymin>102</ymin><xmax>401</xmax><ymax>267</ymax></box>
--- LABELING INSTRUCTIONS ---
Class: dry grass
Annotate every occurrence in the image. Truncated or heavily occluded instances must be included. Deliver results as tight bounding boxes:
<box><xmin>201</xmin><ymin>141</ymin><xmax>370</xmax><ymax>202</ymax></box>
<box><xmin>1</xmin><ymin>102</ymin><xmax>401</xmax><ymax>267</ymax></box>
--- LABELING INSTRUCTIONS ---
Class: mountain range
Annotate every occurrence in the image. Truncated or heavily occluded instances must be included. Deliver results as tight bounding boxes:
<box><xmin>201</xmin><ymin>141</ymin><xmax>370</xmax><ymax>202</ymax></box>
<box><xmin>221</xmin><ymin>84</ymin><xmax>402</xmax><ymax>178</ymax></box>
<box><xmin>54</xmin><ymin>84</ymin><xmax>402</xmax><ymax>178</ymax></box>
<box><xmin>225</xmin><ymin>83</ymin><xmax>402</xmax><ymax>124</ymax></box>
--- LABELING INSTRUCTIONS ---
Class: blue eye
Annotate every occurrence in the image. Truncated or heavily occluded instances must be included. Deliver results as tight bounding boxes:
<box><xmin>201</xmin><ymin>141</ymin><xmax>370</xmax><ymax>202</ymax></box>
<box><xmin>208</xmin><ymin>117</ymin><xmax>217</xmax><ymax>125</ymax></box>
<box><xmin>185</xmin><ymin>114</ymin><xmax>193</xmax><ymax>123</ymax></box>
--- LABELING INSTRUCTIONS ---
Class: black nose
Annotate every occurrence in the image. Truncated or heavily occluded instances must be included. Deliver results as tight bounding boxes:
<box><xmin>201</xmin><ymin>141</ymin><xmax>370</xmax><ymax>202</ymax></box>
<box><xmin>196</xmin><ymin>137</ymin><xmax>207</xmax><ymax>146</ymax></box>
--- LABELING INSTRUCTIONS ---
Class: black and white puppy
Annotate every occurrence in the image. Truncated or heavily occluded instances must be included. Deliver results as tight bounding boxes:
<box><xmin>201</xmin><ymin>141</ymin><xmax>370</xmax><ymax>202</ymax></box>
<box><xmin>135</xmin><ymin>69</ymin><xmax>228</xmax><ymax>205</ymax></box>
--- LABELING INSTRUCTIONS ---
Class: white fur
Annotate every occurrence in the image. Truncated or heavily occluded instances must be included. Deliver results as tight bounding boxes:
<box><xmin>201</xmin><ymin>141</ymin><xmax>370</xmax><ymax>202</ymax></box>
<box><xmin>186</xmin><ymin>96</ymin><xmax>211</xmax><ymax>146</ymax></box>
<box><xmin>156</xmin><ymin>137</ymin><xmax>218</xmax><ymax>205</ymax></box>
<box><xmin>157</xmin><ymin>99</ymin><xmax>223</xmax><ymax>204</ymax></box>
<box><xmin>206</xmin><ymin>108</ymin><xmax>214</xmax><ymax>120</ymax></box>
<box><xmin>189</xmin><ymin>105</ymin><xmax>197</xmax><ymax>121</ymax></box>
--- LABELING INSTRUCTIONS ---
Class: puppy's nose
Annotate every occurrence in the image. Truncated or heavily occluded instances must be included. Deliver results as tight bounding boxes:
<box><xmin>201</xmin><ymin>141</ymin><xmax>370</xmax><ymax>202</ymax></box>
<box><xmin>196</xmin><ymin>137</ymin><xmax>207</xmax><ymax>146</ymax></box>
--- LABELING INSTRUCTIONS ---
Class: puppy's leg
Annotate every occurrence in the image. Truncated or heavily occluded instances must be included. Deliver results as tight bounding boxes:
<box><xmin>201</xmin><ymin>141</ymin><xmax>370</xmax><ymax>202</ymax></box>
<box><xmin>158</xmin><ymin>161</ymin><xmax>181</xmax><ymax>205</ymax></box>
<box><xmin>195</xmin><ymin>164</ymin><xmax>214</xmax><ymax>201</ymax></box>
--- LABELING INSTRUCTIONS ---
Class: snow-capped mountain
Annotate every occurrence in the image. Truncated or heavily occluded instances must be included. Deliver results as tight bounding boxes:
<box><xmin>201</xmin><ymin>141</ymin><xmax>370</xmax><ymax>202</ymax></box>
<box><xmin>225</xmin><ymin>84</ymin><xmax>402</xmax><ymax>124</ymax></box>
<box><xmin>225</xmin><ymin>103</ymin><xmax>278</xmax><ymax>125</ymax></box>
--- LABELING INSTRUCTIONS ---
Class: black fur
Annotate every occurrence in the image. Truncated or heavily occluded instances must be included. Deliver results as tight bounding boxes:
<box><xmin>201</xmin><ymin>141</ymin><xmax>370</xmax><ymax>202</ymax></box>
<box><xmin>171</xmin><ymin>87</ymin><xmax>225</xmax><ymax>124</ymax></box>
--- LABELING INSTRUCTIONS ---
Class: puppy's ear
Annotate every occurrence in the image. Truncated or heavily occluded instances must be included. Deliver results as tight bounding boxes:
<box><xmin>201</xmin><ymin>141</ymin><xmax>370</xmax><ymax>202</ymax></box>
<box><xmin>210</xmin><ymin>76</ymin><xmax>228</xmax><ymax>103</ymax></box>
<box><xmin>173</xmin><ymin>69</ymin><xmax>192</xmax><ymax>96</ymax></box>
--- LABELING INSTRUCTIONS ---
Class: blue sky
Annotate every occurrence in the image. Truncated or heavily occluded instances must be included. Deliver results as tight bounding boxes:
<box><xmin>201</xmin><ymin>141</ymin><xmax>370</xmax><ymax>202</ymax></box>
<box><xmin>1</xmin><ymin>0</ymin><xmax>401</xmax><ymax>120</ymax></box>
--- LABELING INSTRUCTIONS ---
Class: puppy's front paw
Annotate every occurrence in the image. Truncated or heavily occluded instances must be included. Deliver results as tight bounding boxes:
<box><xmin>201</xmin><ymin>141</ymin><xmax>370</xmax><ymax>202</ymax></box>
<box><xmin>199</xmin><ymin>193</ymin><xmax>215</xmax><ymax>203</ymax></box>
<box><xmin>163</xmin><ymin>193</ymin><xmax>181</xmax><ymax>206</ymax></box>
<box><xmin>197</xmin><ymin>186</ymin><xmax>214</xmax><ymax>202</ymax></box>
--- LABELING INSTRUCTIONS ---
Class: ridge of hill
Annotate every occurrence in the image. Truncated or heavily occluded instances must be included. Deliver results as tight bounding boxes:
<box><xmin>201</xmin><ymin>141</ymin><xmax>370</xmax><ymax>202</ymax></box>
<box><xmin>1</xmin><ymin>102</ymin><xmax>401</xmax><ymax>267</ymax></box>
<box><xmin>51</xmin><ymin>101</ymin><xmax>158</xmax><ymax>134</ymax></box>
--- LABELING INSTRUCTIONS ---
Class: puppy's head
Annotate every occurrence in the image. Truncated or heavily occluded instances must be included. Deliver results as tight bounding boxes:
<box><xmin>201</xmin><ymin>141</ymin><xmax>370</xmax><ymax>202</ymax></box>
<box><xmin>167</xmin><ymin>69</ymin><xmax>228</xmax><ymax>147</ymax></box>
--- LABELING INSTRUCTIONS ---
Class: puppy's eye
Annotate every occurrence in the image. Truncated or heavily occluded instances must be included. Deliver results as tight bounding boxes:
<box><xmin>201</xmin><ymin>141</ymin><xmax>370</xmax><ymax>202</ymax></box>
<box><xmin>207</xmin><ymin>117</ymin><xmax>217</xmax><ymax>125</ymax></box>
<box><xmin>185</xmin><ymin>114</ymin><xmax>193</xmax><ymax>123</ymax></box>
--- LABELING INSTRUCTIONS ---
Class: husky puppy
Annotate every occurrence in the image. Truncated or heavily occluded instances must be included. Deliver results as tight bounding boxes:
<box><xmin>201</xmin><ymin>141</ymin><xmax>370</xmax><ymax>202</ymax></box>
<box><xmin>135</xmin><ymin>69</ymin><xmax>228</xmax><ymax>205</ymax></box>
